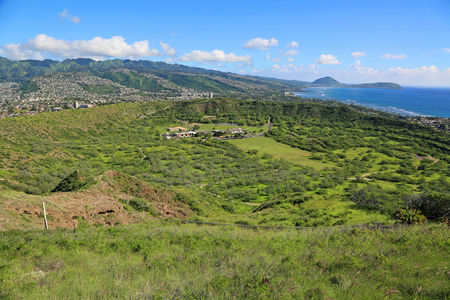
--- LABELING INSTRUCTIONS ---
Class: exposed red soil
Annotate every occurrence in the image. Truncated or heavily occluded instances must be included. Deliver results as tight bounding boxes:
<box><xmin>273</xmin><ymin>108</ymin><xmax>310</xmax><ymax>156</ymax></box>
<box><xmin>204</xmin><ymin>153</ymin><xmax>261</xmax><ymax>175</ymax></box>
<box><xmin>0</xmin><ymin>171</ymin><xmax>191</xmax><ymax>230</ymax></box>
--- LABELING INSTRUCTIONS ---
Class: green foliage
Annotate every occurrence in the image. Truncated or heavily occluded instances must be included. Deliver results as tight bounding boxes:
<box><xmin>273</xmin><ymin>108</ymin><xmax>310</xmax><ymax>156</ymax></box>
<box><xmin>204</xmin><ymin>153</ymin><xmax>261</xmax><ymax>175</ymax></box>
<box><xmin>99</xmin><ymin>71</ymin><xmax>164</xmax><ymax>91</ymax></box>
<box><xmin>128</xmin><ymin>197</ymin><xmax>150</xmax><ymax>211</ymax></box>
<box><xmin>405</xmin><ymin>192</ymin><xmax>450</xmax><ymax>221</ymax></box>
<box><xmin>19</xmin><ymin>80</ymin><xmax>38</xmax><ymax>93</ymax></box>
<box><xmin>50</xmin><ymin>170</ymin><xmax>85</xmax><ymax>193</ymax></box>
<box><xmin>126</xmin><ymin>197</ymin><xmax>160</xmax><ymax>217</ymax></box>
<box><xmin>0</xmin><ymin>223</ymin><xmax>448</xmax><ymax>299</ymax></box>
<box><xmin>0</xmin><ymin>98</ymin><xmax>449</xmax><ymax>227</ymax></box>
<box><xmin>396</xmin><ymin>208</ymin><xmax>426</xmax><ymax>224</ymax></box>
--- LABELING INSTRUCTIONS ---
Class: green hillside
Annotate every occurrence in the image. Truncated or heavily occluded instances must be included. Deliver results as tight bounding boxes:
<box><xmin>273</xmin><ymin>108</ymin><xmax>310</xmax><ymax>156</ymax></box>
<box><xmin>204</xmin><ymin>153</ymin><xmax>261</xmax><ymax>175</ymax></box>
<box><xmin>312</xmin><ymin>76</ymin><xmax>345</xmax><ymax>86</ymax></box>
<box><xmin>0</xmin><ymin>98</ymin><xmax>448</xmax><ymax>229</ymax></box>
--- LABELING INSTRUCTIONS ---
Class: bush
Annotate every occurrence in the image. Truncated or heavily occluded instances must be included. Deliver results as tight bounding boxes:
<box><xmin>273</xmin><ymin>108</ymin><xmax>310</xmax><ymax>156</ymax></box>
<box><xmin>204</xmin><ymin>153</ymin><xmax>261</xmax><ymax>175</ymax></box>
<box><xmin>396</xmin><ymin>208</ymin><xmax>426</xmax><ymax>225</ymax></box>
<box><xmin>129</xmin><ymin>197</ymin><xmax>150</xmax><ymax>212</ymax></box>
<box><xmin>51</xmin><ymin>170</ymin><xmax>86</xmax><ymax>193</ymax></box>
<box><xmin>406</xmin><ymin>192</ymin><xmax>450</xmax><ymax>221</ymax></box>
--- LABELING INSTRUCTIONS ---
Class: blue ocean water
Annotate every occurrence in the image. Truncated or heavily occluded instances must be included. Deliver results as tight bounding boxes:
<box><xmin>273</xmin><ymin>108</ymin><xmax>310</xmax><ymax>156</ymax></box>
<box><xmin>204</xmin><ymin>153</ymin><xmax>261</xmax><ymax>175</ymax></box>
<box><xmin>294</xmin><ymin>86</ymin><xmax>450</xmax><ymax>118</ymax></box>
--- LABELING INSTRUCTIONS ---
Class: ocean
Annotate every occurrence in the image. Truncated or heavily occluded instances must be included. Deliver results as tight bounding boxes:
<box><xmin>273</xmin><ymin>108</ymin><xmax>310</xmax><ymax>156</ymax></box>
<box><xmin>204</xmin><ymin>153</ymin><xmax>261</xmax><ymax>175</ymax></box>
<box><xmin>294</xmin><ymin>86</ymin><xmax>450</xmax><ymax>118</ymax></box>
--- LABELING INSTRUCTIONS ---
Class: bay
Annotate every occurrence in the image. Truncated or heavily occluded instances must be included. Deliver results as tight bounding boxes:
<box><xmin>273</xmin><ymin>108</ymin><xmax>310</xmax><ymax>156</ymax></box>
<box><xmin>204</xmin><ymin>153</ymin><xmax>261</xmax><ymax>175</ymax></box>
<box><xmin>294</xmin><ymin>86</ymin><xmax>450</xmax><ymax>118</ymax></box>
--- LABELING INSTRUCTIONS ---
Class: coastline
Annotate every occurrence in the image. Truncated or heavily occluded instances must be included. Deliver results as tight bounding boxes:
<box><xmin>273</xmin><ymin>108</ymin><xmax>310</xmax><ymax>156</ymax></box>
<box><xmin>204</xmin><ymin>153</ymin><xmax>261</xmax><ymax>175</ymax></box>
<box><xmin>294</xmin><ymin>86</ymin><xmax>450</xmax><ymax>118</ymax></box>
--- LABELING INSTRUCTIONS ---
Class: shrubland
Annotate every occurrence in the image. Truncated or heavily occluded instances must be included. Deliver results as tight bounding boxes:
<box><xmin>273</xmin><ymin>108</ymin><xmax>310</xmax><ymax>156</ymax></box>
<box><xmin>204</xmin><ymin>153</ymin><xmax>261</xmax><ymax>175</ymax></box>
<box><xmin>0</xmin><ymin>98</ymin><xmax>449</xmax><ymax>228</ymax></box>
<box><xmin>0</xmin><ymin>222</ymin><xmax>448</xmax><ymax>299</ymax></box>
<box><xmin>1</xmin><ymin>97</ymin><xmax>449</xmax><ymax>299</ymax></box>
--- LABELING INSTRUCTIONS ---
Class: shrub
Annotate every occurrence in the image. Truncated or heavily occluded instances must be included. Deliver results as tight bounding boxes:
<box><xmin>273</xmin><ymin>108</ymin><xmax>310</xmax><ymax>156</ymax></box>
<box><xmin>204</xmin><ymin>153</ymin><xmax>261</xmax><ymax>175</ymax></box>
<box><xmin>51</xmin><ymin>170</ymin><xmax>86</xmax><ymax>193</ymax></box>
<box><xmin>128</xmin><ymin>197</ymin><xmax>150</xmax><ymax>212</ymax></box>
<box><xmin>406</xmin><ymin>192</ymin><xmax>450</xmax><ymax>221</ymax></box>
<box><xmin>396</xmin><ymin>208</ymin><xmax>426</xmax><ymax>225</ymax></box>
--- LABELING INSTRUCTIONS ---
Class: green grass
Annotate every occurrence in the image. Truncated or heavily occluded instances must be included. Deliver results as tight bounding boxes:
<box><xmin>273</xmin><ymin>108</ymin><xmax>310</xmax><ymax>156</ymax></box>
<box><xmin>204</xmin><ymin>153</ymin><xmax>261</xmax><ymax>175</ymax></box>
<box><xmin>229</xmin><ymin>137</ymin><xmax>332</xmax><ymax>170</ymax></box>
<box><xmin>194</xmin><ymin>124</ymin><xmax>266</xmax><ymax>132</ymax></box>
<box><xmin>81</xmin><ymin>85</ymin><xmax>118</xmax><ymax>95</ymax></box>
<box><xmin>0</xmin><ymin>222</ymin><xmax>448</xmax><ymax>299</ymax></box>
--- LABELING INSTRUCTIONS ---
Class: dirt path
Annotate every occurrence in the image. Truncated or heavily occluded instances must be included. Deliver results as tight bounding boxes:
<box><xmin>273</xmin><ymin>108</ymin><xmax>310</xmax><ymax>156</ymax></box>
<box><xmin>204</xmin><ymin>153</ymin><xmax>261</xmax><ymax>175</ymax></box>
<box><xmin>348</xmin><ymin>171</ymin><xmax>388</xmax><ymax>181</ymax></box>
<box><xmin>231</xmin><ymin>200</ymin><xmax>261</xmax><ymax>206</ymax></box>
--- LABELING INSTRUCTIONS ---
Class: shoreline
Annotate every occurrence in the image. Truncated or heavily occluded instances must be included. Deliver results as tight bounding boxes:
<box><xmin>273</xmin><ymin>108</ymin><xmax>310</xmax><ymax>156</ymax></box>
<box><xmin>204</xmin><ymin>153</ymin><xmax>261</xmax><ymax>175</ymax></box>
<box><xmin>293</xmin><ymin>86</ymin><xmax>450</xmax><ymax>118</ymax></box>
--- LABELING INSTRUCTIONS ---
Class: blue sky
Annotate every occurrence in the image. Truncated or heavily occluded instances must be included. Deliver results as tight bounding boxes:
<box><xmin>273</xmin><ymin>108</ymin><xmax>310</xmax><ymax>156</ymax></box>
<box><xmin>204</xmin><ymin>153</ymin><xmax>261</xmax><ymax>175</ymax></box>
<box><xmin>0</xmin><ymin>0</ymin><xmax>449</xmax><ymax>86</ymax></box>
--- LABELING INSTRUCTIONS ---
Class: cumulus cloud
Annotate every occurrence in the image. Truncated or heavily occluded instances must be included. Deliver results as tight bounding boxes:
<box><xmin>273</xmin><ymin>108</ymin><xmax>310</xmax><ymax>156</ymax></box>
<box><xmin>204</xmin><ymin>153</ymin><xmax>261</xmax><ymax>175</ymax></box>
<box><xmin>271</xmin><ymin>63</ymin><xmax>319</xmax><ymax>75</ymax></box>
<box><xmin>286</xmin><ymin>41</ymin><xmax>299</xmax><ymax>48</ymax></box>
<box><xmin>283</xmin><ymin>49</ymin><xmax>299</xmax><ymax>56</ymax></box>
<box><xmin>286</xmin><ymin>57</ymin><xmax>295</xmax><ymax>62</ymax></box>
<box><xmin>58</xmin><ymin>8</ymin><xmax>80</xmax><ymax>24</ymax></box>
<box><xmin>160</xmin><ymin>41</ymin><xmax>177</xmax><ymax>57</ymax></box>
<box><xmin>272</xmin><ymin>58</ymin><xmax>281</xmax><ymax>63</ymax></box>
<box><xmin>387</xmin><ymin>65</ymin><xmax>439</xmax><ymax>76</ymax></box>
<box><xmin>180</xmin><ymin>50</ymin><xmax>252</xmax><ymax>64</ymax></box>
<box><xmin>265</xmin><ymin>53</ymin><xmax>271</xmax><ymax>61</ymax></box>
<box><xmin>0</xmin><ymin>34</ymin><xmax>166</xmax><ymax>60</ymax></box>
<box><xmin>243</xmin><ymin>38</ymin><xmax>278</xmax><ymax>51</ymax></box>
<box><xmin>315</xmin><ymin>54</ymin><xmax>340</xmax><ymax>65</ymax></box>
<box><xmin>351</xmin><ymin>52</ymin><xmax>366</xmax><ymax>59</ymax></box>
<box><xmin>382</xmin><ymin>53</ymin><xmax>407</xmax><ymax>59</ymax></box>
<box><xmin>442</xmin><ymin>48</ymin><xmax>450</xmax><ymax>53</ymax></box>
<box><xmin>349</xmin><ymin>60</ymin><xmax>379</xmax><ymax>75</ymax></box>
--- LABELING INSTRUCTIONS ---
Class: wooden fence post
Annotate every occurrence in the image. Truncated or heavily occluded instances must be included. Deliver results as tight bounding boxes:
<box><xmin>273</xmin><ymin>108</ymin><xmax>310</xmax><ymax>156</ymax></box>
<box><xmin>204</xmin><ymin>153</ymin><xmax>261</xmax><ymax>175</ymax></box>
<box><xmin>42</xmin><ymin>202</ymin><xmax>48</xmax><ymax>230</ymax></box>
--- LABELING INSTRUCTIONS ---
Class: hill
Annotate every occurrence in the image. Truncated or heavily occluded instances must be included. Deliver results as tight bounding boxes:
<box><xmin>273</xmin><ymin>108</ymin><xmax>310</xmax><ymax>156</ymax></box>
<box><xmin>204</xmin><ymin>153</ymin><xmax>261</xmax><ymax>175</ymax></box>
<box><xmin>0</xmin><ymin>170</ymin><xmax>197</xmax><ymax>230</ymax></box>
<box><xmin>312</xmin><ymin>76</ymin><xmax>402</xmax><ymax>90</ymax></box>
<box><xmin>352</xmin><ymin>82</ymin><xmax>403</xmax><ymax>89</ymax></box>
<box><xmin>0</xmin><ymin>98</ymin><xmax>448</xmax><ymax>230</ymax></box>
<box><xmin>312</xmin><ymin>76</ymin><xmax>345</xmax><ymax>87</ymax></box>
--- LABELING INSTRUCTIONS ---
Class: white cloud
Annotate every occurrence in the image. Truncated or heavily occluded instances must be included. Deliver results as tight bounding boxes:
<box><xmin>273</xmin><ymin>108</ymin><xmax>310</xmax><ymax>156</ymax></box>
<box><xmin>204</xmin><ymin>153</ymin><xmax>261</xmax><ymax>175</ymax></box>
<box><xmin>160</xmin><ymin>41</ymin><xmax>177</xmax><ymax>57</ymax></box>
<box><xmin>0</xmin><ymin>34</ymin><xmax>165</xmax><ymax>60</ymax></box>
<box><xmin>382</xmin><ymin>53</ymin><xmax>407</xmax><ymax>59</ymax></box>
<box><xmin>442</xmin><ymin>48</ymin><xmax>450</xmax><ymax>53</ymax></box>
<box><xmin>315</xmin><ymin>54</ymin><xmax>340</xmax><ymax>65</ymax></box>
<box><xmin>349</xmin><ymin>60</ymin><xmax>379</xmax><ymax>75</ymax></box>
<box><xmin>180</xmin><ymin>50</ymin><xmax>252</xmax><ymax>64</ymax></box>
<box><xmin>283</xmin><ymin>49</ymin><xmax>299</xmax><ymax>56</ymax></box>
<box><xmin>286</xmin><ymin>57</ymin><xmax>295</xmax><ymax>62</ymax></box>
<box><xmin>351</xmin><ymin>51</ymin><xmax>366</xmax><ymax>59</ymax></box>
<box><xmin>286</xmin><ymin>41</ymin><xmax>299</xmax><ymax>48</ymax></box>
<box><xmin>58</xmin><ymin>8</ymin><xmax>81</xmax><ymax>24</ymax></box>
<box><xmin>243</xmin><ymin>37</ymin><xmax>278</xmax><ymax>51</ymax></box>
<box><xmin>272</xmin><ymin>58</ymin><xmax>281</xmax><ymax>63</ymax></box>
<box><xmin>259</xmin><ymin>61</ymin><xmax>450</xmax><ymax>86</ymax></box>
<box><xmin>0</xmin><ymin>43</ymin><xmax>44</xmax><ymax>60</ymax></box>
<box><xmin>387</xmin><ymin>65</ymin><xmax>439</xmax><ymax>76</ymax></box>
<box><xmin>265</xmin><ymin>53</ymin><xmax>271</xmax><ymax>61</ymax></box>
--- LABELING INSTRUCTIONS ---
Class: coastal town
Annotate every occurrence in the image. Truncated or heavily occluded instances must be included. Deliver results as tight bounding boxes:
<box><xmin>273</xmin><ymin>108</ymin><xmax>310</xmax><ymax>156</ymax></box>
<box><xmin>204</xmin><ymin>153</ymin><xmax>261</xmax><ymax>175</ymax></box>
<box><xmin>0</xmin><ymin>69</ymin><xmax>448</xmax><ymax>133</ymax></box>
<box><xmin>0</xmin><ymin>70</ymin><xmax>215</xmax><ymax>118</ymax></box>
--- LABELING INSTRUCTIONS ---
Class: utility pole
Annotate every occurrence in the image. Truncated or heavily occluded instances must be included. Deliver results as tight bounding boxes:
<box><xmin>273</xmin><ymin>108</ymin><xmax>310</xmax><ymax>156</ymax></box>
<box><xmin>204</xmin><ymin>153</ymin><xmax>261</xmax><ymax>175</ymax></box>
<box><xmin>42</xmin><ymin>202</ymin><xmax>48</xmax><ymax>230</ymax></box>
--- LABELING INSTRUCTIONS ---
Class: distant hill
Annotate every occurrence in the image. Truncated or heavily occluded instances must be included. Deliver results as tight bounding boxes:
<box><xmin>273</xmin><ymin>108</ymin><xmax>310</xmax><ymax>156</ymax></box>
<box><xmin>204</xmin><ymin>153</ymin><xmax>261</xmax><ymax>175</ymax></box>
<box><xmin>351</xmin><ymin>82</ymin><xmax>403</xmax><ymax>89</ymax></box>
<box><xmin>311</xmin><ymin>76</ymin><xmax>402</xmax><ymax>90</ymax></box>
<box><xmin>312</xmin><ymin>76</ymin><xmax>345</xmax><ymax>87</ymax></box>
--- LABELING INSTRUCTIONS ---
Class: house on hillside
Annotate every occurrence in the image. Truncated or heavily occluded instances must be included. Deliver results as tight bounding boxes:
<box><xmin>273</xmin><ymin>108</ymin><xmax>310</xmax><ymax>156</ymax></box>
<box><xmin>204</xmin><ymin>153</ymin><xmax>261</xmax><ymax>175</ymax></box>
<box><xmin>166</xmin><ymin>126</ymin><xmax>187</xmax><ymax>131</ymax></box>
<box><xmin>162</xmin><ymin>130</ymin><xmax>197</xmax><ymax>139</ymax></box>
<box><xmin>228</xmin><ymin>128</ymin><xmax>244</xmax><ymax>134</ymax></box>
<box><xmin>173</xmin><ymin>131</ymin><xmax>196</xmax><ymax>138</ymax></box>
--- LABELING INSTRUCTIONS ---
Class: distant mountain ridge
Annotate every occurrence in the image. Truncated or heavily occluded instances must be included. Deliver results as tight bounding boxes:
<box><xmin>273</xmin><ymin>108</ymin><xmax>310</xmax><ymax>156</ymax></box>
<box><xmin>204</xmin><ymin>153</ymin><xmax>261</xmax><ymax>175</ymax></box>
<box><xmin>311</xmin><ymin>76</ymin><xmax>402</xmax><ymax>90</ymax></box>
<box><xmin>0</xmin><ymin>57</ymin><xmax>401</xmax><ymax>94</ymax></box>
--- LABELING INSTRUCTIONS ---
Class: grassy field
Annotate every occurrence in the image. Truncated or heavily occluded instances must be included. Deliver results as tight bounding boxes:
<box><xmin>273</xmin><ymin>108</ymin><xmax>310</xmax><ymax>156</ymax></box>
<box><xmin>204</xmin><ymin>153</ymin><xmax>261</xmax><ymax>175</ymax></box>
<box><xmin>0</xmin><ymin>222</ymin><xmax>448</xmax><ymax>299</ymax></box>
<box><xmin>228</xmin><ymin>137</ymin><xmax>331</xmax><ymax>170</ymax></box>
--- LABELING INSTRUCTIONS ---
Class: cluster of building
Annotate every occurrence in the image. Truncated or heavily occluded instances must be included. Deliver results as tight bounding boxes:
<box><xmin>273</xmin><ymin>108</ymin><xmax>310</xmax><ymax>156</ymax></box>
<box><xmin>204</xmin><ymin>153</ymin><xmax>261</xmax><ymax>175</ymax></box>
<box><xmin>162</xmin><ymin>126</ymin><xmax>246</xmax><ymax>139</ymax></box>
<box><xmin>409</xmin><ymin>116</ymin><xmax>450</xmax><ymax>132</ymax></box>
<box><xmin>0</xmin><ymin>69</ymin><xmax>221</xmax><ymax>118</ymax></box>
